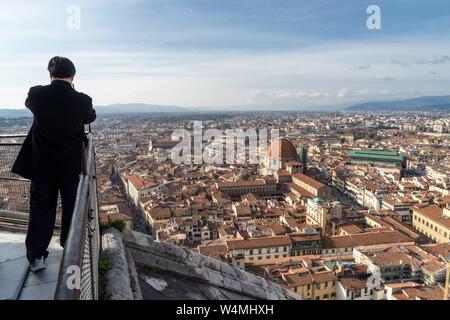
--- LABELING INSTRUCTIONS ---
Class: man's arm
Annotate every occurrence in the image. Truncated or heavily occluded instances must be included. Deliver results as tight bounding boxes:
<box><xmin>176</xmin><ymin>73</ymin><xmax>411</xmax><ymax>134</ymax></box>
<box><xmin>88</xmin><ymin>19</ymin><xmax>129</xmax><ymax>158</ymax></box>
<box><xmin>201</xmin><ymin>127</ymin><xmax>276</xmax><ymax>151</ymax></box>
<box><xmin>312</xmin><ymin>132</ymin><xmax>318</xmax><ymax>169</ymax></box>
<box><xmin>80</xmin><ymin>93</ymin><xmax>96</xmax><ymax>124</ymax></box>
<box><xmin>24</xmin><ymin>86</ymin><xmax>42</xmax><ymax>113</ymax></box>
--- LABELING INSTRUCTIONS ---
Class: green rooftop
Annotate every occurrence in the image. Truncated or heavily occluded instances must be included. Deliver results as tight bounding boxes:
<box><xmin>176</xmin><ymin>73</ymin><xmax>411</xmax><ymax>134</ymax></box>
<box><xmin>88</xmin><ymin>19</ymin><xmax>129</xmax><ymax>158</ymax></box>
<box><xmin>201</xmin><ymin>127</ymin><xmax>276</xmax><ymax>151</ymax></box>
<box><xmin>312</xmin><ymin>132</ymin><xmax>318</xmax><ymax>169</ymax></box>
<box><xmin>348</xmin><ymin>150</ymin><xmax>404</xmax><ymax>161</ymax></box>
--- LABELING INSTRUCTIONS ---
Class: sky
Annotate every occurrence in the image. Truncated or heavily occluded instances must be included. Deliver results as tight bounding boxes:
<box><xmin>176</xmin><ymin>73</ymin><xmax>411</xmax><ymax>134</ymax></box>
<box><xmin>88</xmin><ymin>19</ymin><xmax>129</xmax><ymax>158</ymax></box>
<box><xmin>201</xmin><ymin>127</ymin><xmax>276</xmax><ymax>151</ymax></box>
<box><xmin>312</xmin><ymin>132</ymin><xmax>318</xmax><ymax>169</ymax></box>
<box><xmin>1</xmin><ymin>0</ymin><xmax>450</xmax><ymax>109</ymax></box>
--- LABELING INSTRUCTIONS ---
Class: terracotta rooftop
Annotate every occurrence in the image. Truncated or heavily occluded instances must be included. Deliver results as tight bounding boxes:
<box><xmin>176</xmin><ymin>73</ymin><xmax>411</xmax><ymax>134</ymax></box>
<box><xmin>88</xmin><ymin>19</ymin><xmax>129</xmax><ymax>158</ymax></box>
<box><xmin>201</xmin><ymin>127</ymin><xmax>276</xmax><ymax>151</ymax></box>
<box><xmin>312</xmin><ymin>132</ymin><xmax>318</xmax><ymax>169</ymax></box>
<box><xmin>292</xmin><ymin>173</ymin><xmax>325</xmax><ymax>190</ymax></box>
<box><xmin>267</xmin><ymin>138</ymin><xmax>297</xmax><ymax>159</ymax></box>
<box><xmin>338</xmin><ymin>276</ymin><xmax>369</xmax><ymax>291</ymax></box>
<box><xmin>413</xmin><ymin>204</ymin><xmax>450</xmax><ymax>229</ymax></box>
<box><xmin>323</xmin><ymin>231</ymin><xmax>413</xmax><ymax>249</ymax></box>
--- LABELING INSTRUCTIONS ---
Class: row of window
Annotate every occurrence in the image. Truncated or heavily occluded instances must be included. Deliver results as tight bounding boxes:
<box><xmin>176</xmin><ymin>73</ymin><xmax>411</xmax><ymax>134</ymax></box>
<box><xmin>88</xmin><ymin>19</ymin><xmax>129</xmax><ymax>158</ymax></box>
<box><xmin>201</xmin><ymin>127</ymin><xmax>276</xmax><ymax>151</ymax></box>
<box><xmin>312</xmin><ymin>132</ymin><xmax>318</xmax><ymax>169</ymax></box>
<box><xmin>249</xmin><ymin>247</ymin><xmax>288</xmax><ymax>255</ymax></box>
<box><xmin>294</xmin><ymin>288</ymin><xmax>336</xmax><ymax>300</ymax></box>
<box><xmin>296</xmin><ymin>281</ymin><xmax>336</xmax><ymax>291</ymax></box>
<box><xmin>347</xmin><ymin>288</ymin><xmax>373</xmax><ymax>298</ymax></box>
<box><xmin>322</xmin><ymin>247</ymin><xmax>352</xmax><ymax>254</ymax></box>
<box><xmin>414</xmin><ymin>214</ymin><xmax>450</xmax><ymax>240</ymax></box>
<box><xmin>248</xmin><ymin>254</ymin><xmax>289</xmax><ymax>261</ymax></box>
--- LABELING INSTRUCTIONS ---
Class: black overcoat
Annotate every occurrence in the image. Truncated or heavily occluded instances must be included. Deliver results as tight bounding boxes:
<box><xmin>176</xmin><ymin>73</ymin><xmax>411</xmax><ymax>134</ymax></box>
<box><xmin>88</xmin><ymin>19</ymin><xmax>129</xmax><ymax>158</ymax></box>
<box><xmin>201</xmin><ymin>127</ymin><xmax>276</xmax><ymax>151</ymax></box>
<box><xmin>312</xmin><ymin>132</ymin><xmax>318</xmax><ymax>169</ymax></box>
<box><xmin>12</xmin><ymin>80</ymin><xmax>96</xmax><ymax>184</ymax></box>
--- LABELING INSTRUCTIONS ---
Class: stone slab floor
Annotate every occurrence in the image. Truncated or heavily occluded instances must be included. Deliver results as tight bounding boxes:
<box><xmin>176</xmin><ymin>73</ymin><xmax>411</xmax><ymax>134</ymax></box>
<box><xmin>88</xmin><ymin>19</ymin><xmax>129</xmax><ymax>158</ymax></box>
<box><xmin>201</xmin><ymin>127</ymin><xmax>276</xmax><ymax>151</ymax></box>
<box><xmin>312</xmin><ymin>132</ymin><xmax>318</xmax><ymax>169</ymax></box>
<box><xmin>0</xmin><ymin>229</ymin><xmax>62</xmax><ymax>300</ymax></box>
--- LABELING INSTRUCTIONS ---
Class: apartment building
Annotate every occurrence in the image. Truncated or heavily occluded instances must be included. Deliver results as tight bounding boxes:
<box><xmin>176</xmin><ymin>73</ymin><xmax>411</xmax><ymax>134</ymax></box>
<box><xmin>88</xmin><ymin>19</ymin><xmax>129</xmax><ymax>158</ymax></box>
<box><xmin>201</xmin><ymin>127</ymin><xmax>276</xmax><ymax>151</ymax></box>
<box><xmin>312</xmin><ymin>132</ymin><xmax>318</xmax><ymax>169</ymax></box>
<box><xmin>289</xmin><ymin>232</ymin><xmax>322</xmax><ymax>256</ymax></box>
<box><xmin>145</xmin><ymin>205</ymin><xmax>172</xmax><ymax>231</ymax></box>
<box><xmin>353</xmin><ymin>245</ymin><xmax>447</xmax><ymax>285</ymax></box>
<box><xmin>381</xmin><ymin>197</ymin><xmax>418</xmax><ymax>223</ymax></box>
<box><xmin>127</xmin><ymin>175</ymin><xmax>161</xmax><ymax>205</ymax></box>
<box><xmin>425</xmin><ymin>164</ymin><xmax>450</xmax><ymax>185</ymax></box>
<box><xmin>216</xmin><ymin>177</ymin><xmax>277</xmax><ymax>197</ymax></box>
<box><xmin>412</xmin><ymin>204</ymin><xmax>450</xmax><ymax>243</ymax></box>
<box><xmin>336</xmin><ymin>276</ymin><xmax>383</xmax><ymax>300</ymax></box>
<box><xmin>226</xmin><ymin>236</ymin><xmax>292</xmax><ymax>263</ymax></box>
<box><xmin>291</xmin><ymin>173</ymin><xmax>330</xmax><ymax>199</ymax></box>
<box><xmin>321</xmin><ymin>230</ymin><xmax>414</xmax><ymax>257</ymax></box>
<box><xmin>284</xmin><ymin>270</ymin><xmax>336</xmax><ymax>300</ymax></box>
<box><xmin>306</xmin><ymin>197</ymin><xmax>342</xmax><ymax>236</ymax></box>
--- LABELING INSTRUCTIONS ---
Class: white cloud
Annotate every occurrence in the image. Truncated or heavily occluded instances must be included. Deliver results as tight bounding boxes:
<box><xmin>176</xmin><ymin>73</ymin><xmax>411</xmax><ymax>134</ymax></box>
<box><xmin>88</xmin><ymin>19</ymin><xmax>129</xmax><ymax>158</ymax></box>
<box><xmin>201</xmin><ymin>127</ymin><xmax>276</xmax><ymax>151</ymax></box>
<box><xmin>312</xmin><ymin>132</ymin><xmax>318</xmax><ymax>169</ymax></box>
<box><xmin>375</xmin><ymin>76</ymin><xmax>395</xmax><ymax>81</ymax></box>
<box><xmin>354</xmin><ymin>64</ymin><xmax>371</xmax><ymax>70</ymax></box>
<box><xmin>416</xmin><ymin>54</ymin><xmax>450</xmax><ymax>65</ymax></box>
<box><xmin>2</xmin><ymin>32</ymin><xmax>450</xmax><ymax>108</ymax></box>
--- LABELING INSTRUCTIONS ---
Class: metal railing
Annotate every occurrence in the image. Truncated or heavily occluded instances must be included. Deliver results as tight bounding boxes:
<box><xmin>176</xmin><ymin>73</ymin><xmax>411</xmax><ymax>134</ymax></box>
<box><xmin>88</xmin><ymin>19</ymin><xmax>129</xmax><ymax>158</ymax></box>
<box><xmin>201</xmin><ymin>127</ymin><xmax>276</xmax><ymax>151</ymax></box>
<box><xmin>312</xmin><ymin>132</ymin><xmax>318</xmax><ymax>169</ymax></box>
<box><xmin>54</xmin><ymin>134</ymin><xmax>100</xmax><ymax>300</ymax></box>
<box><xmin>0</xmin><ymin>135</ymin><xmax>30</xmax><ymax>215</ymax></box>
<box><xmin>0</xmin><ymin>135</ymin><xmax>62</xmax><ymax>228</ymax></box>
<box><xmin>0</xmin><ymin>133</ymin><xmax>100</xmax><ymax>300</ymax></box>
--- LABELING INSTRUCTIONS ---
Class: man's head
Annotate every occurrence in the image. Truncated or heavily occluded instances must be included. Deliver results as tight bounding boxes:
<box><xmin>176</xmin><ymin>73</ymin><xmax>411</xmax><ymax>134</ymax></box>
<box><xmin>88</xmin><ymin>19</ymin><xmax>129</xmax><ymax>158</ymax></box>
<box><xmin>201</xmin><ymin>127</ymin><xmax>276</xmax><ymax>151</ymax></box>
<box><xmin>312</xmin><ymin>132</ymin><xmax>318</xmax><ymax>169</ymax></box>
<box><xmin>48</xmin><ymin>56</ymin><xmax>76</xmax><ymax>83</ymax></box>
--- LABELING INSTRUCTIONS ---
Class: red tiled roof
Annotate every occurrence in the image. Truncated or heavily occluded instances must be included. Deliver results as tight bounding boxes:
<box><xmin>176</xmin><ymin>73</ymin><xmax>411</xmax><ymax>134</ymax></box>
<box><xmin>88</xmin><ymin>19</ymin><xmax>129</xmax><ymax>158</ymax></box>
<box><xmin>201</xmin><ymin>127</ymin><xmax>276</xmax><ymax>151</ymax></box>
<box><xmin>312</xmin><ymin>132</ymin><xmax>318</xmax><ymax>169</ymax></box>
<box><xmin>267</xmin><ymin>138</ymin><xmax>297</xmax><ymax>159</ymax></box>
<box><xmin>323</xmin><ymin>231</ymin><xmax>413</xmax><ymax>249</ymax></box>
<box><xmin>292</xmin><ymin>173</ymin><xmax>325</xmax><ymax>189</ymax></box>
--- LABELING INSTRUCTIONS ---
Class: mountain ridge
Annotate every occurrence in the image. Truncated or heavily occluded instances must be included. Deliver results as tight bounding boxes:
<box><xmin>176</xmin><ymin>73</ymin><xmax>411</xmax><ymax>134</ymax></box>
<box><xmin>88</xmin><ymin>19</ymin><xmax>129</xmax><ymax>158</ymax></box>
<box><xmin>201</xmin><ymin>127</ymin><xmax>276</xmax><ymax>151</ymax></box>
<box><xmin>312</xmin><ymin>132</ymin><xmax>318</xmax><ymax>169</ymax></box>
<box><xmin>345</xmin><ymin>95</ymin><xmax>450</xmax><ymax>111</ymax></box>
<box><xmin>1</xmin><ymin>95</ymin><xmax>450</xmax><ymax>117</ymax></box>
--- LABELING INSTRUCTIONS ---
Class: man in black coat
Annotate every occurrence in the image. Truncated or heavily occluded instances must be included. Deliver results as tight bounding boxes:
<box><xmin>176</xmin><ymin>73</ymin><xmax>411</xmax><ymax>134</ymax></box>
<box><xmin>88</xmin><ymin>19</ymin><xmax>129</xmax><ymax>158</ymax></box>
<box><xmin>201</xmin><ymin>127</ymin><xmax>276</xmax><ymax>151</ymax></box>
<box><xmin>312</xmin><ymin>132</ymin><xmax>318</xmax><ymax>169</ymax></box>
<box><xmin>12</xmin><ymin>56</ymin><xmax>96</xmax><ymax>272</ymax></box>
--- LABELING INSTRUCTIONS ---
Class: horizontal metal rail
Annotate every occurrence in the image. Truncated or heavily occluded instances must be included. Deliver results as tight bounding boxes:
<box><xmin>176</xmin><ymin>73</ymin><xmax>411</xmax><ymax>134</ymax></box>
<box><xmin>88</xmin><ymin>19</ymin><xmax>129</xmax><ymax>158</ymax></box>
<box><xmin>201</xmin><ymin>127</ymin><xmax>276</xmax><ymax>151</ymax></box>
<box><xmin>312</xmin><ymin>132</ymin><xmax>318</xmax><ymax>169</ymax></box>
<box><xmin>0</xmin><ymin>134</ymin><xmax>28</xmax><ymax>139</ymax></box>
<box><xmin>54</xmin><ymin>134</ymin><xmax>99</xmax><ymax>300</ymax></box>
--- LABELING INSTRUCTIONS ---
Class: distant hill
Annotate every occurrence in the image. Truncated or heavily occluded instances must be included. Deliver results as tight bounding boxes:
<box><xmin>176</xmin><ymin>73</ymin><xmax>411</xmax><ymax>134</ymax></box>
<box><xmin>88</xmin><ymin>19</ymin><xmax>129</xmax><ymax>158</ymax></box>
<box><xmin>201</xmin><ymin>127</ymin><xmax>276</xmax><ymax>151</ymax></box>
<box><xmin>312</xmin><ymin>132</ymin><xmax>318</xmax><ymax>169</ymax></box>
<box><xmin>0</xmin><ymin>109</ymin><xmax>32</xmax><ymax>118</ymax></box>
<box><xmin>2</xmin><ymin>96</ymin><xmax>450</xmax><ymax>117</ymax></box>
<box><xmin>0</xmin><ymin>103</ymin><xmax>186</xmax><ymax>118</ymax></box>
<box><xmin>96</xmin><ymin>103</ymin><xmax>185</xmax><ymax>114</ymax></box>
<box><xmin>346</xmin><ymin>95</ymin><xmax>450</xmax><ymax>112</ymax></box>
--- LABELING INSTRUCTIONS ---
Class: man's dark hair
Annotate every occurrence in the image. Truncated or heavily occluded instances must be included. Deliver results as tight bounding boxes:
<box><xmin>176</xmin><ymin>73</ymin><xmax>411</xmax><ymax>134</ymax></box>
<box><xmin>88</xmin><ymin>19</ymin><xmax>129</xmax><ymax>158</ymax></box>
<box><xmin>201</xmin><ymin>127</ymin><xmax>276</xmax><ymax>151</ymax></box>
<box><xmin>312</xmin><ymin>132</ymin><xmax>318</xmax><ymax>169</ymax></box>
<box><xmin>47</xmin><ymin>56</ymin><xmax>76</xmax><ymax>78</ymax></box>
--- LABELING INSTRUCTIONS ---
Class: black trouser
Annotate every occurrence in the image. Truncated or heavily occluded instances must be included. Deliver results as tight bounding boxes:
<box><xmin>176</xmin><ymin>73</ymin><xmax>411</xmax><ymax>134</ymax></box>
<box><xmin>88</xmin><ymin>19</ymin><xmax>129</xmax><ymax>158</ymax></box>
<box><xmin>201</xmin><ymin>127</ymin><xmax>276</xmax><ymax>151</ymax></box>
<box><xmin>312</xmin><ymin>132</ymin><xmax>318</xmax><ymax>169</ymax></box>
<box><xmin>26</xmin><ymin>181</ymin><xmax>79</xmax><ymax>263</ymax></box>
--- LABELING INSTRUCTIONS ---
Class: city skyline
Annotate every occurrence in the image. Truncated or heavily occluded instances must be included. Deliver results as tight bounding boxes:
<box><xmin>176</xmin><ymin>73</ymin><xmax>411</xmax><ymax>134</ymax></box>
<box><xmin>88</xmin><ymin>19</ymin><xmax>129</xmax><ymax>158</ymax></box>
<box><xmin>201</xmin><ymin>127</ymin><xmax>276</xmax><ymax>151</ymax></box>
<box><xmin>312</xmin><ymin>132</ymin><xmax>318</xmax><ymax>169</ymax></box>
<box><xmin>0</xmin><ymin>0</ymin><xmax>449</xmax><ymax>304</ymax></box>
<box><xmin>1</xmin><ymin>0</ymin><xmax>450</xmax><ymax>108</ymax></box>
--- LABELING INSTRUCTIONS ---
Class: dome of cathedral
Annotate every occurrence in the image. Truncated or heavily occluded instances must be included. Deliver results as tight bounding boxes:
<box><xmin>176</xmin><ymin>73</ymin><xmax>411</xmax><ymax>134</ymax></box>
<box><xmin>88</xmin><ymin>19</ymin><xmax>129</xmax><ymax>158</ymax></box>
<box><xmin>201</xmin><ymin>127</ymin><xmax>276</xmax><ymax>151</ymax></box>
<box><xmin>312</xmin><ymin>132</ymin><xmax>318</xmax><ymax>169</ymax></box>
<box><xmin>267</xmin><ymin>138</ymin><xmax>297</xmax><ymax>159</ymax></box>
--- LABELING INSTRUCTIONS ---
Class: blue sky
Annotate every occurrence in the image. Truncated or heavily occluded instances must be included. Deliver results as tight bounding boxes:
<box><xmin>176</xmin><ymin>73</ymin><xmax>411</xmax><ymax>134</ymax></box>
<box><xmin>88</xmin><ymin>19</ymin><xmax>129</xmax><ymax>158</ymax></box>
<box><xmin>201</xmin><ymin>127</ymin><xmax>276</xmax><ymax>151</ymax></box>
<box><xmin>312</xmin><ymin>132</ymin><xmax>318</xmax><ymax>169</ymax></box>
<box><xmin>1</xmin><ymin>0</ymin><xmax>450</xmax><ymax>108</ymax></box>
